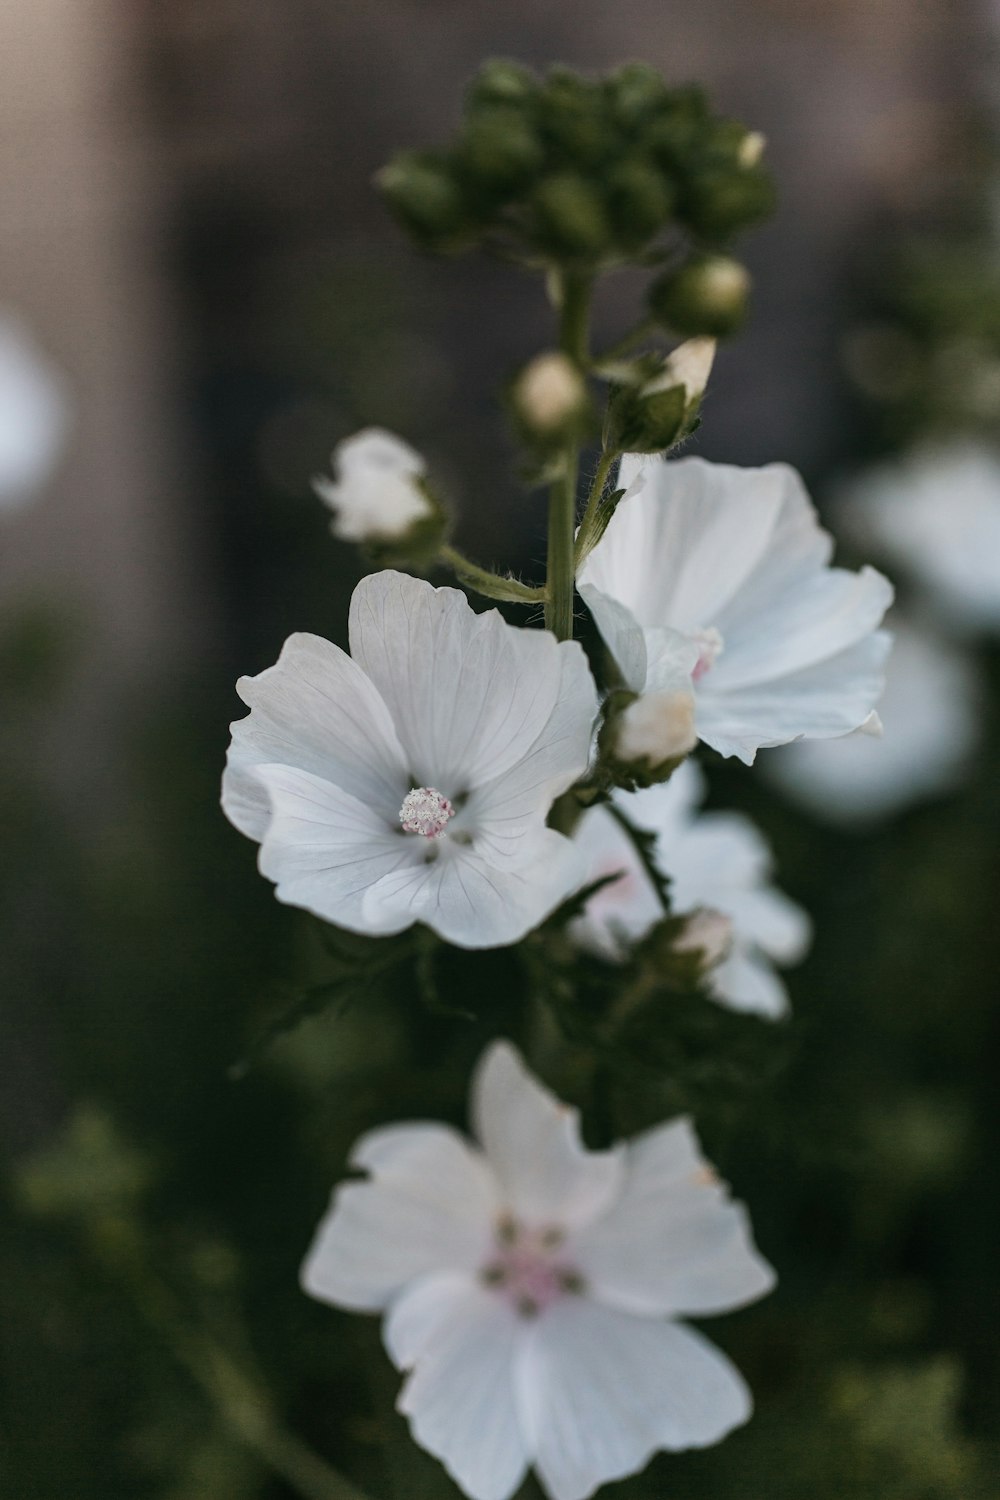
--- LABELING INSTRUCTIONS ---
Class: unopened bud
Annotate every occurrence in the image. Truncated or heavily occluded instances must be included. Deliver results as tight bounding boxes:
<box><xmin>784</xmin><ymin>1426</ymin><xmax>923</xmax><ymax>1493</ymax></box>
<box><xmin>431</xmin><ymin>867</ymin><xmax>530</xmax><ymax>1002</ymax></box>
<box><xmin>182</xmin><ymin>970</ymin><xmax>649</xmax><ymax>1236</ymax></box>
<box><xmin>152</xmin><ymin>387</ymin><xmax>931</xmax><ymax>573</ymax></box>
<box><xmin>532</xmin><ymin>173</ymin><xmax>610</xmax><ymax>258</ymax></box>
<box><xmin>377</xmin><ymin>153</ymin><xmax>467</xmax><ymax>245</ymax></box>
<box><xmin>511</xmin><ymin>352</ymin><xmax>589</xmax><ymax>437</ymax></box>
<box><xmin>605</xmin><ymin>63</ymin><xmax>669</xmax><ymax>129</ymax></box>
<box><xmin>675</xmin><ymin>907</ymin><xmax>734</xmax><ymax>969</ymax></box>
<box><xmin>606</xmin><ymin>159</ymin><xmax>674</xmax><ymax>250</ymax></box>
<box><xmin>648</xmin><ymin>255</ymin><xmax>751</xmax><ymax>338</ymax></box>
<box><xmin>467</xmin><ymin>58</ymin><xmax>538</xmax><ymax>108</ymax></box>
<box><xmin>615</xmin><ymin>689</ymin><xmax>697</xmax><ymax>766</ymax></box>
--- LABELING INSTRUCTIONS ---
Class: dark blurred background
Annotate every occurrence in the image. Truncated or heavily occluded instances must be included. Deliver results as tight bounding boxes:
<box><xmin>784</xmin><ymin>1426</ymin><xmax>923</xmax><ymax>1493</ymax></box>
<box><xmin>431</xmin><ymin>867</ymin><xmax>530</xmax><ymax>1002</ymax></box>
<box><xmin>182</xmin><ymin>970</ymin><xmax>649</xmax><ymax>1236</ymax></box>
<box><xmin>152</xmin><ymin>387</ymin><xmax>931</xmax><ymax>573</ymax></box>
<box><xmin>2</xmin><ymin>2</ymin><xmax>1000</xmax><ymax>1497</ymax></box>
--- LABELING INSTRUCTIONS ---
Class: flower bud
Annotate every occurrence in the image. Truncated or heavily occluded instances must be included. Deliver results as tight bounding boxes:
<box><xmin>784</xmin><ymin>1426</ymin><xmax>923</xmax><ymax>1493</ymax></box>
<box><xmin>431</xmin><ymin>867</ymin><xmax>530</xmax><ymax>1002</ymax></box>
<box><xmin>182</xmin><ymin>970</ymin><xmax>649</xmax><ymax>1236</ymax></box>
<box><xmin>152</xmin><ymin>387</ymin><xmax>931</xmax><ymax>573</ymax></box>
<box><xmin>313</xmin><ymin>428</ymin><xmax>433</xmax><ymax>544</ymax></box>
<box><xmin>377</xmin><ymin>153</ymin><xmax>467</xmax><ymax>246</ymax></box>
<box><xmin>600</xmin><ymin>688</ymin><xmax>697</xmax><ymax>789</ymax></box>
<box><xmin>648</xmin><ymin>255</ymin><xmax>750</xmax><ymax>337</ymax></box>
<box><xmin>537</xmin><ymin>70</ymin><xmax>608</xmax><ymax>167</ymax></box>
<box><xmin>655</xmin><ymin>336</ymin><xmax>716</xmax><ymax>405</ymax></box>
<box><xmin>458</xmin><ymin>106</ymin><xmax>544</xmax><ymax>193</ymax></box>
<box><xmin>605</xmin><ymin>63</ymin><xmax>669</xmax><ymax>130</ymax></box>
<box><xmin>738</xmin><ymin>131</ymin><xmax>766</xmax><ymax>167</ymax></box>
<box><xmin>532</xmin><ymin>173</ymin><xmax>610</xmax><ymax>258</ymax></box>
<box><xmin>510</xmin><ymin>352</ymin><xmax>590</xmax><ymax>438</ymax></box>
<box><xmin>679</xmin><ymin>167</ymin><xmax>775</xmax><ymax>240</ymax></box>
<box><xmin>675</xmin><ymin>907</ymin><xmax>734</xmax><ymax>969</ymax></box>
<box><xmin>466</xmin><ymin>59</ymin><xmax>538</xmax><ymax>109</ymax></box>
<box><xmin>605</xmin><ymin>340</ymin><xmax>714</xmax><ymax>454</ymax></box>
<box><xmin>606</xmin><ymin>159</ymin><xmax>674</xmax><ymax>250</ymax></box>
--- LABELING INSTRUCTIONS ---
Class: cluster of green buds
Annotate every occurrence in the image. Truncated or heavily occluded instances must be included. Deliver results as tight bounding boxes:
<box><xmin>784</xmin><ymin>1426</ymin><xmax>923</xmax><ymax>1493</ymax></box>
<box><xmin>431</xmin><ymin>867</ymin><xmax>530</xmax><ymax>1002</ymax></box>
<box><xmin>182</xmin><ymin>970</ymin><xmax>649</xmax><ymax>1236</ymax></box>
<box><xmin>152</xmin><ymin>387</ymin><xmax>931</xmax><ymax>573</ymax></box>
<box><xmin>377</xmin><ymin>59</ymin><xmax>772</xmax><ymax>340</ymax></box>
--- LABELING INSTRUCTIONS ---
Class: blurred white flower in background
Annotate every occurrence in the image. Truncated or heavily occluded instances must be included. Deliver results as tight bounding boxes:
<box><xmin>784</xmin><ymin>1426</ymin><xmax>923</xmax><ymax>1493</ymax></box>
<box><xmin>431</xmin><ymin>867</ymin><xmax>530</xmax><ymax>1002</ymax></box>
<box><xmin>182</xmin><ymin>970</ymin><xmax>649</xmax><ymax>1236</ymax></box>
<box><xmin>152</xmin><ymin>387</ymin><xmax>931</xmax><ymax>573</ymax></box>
<box><xmin>302</xmin><ymin>1040</ymin><xmax>774</xmax><ymax>1500</ymax></box>
<box><xmin>578</xmin><ymin>456</ymin><xmax>893</xmax><ymax>764</ymax></box>
<box><xmin>763</xmin><ymin>613</ymin><xmax>980</xmax><ymax>825</ymax></box>
<box><xmin>313</xmin><ymin>428</ymin><xmax>432</xmax><ymax>542</ymax></box>
<box><xmin>0</xmin><ymin>312</ymin><xmax>70</xmax><ymax>511</ymax></box>
<box><xmin>222</xmin><ymin>571</ymin><xmax>597</xmax><ymax>948</ymax></box>
<box><xmin>840</xmin><ymin>442</ymin><xmax>1000</xmax><ymax>634</ymax></box>
<box><xmin>570</xmin><ymin>760</ymin><xmax>810</xmax><ymax>1018</ymax></box>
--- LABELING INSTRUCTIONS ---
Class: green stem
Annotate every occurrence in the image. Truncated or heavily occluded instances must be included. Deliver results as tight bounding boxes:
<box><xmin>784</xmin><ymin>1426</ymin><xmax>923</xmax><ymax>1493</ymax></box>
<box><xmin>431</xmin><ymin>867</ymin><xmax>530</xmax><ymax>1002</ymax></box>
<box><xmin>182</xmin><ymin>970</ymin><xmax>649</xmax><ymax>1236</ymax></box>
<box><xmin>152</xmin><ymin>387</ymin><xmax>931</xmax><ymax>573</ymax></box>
<box><xmin>573</xmin><ymin>447</ymin><xmax>618</xmax><ymax>568</ymax></box>
<box><xmin>545</xmin><ymin>271</ymin><xmax>592</xmax><ymax>641</ymax></box>
<box><xmin>596</xmin><ymin>316</ymin><xmax>658</xmax><ymax>364</ymax></box>
<box><xmin>439</xmin><ymin>543</ymin><xmax>545</xmax><ymax>605</ymax></box>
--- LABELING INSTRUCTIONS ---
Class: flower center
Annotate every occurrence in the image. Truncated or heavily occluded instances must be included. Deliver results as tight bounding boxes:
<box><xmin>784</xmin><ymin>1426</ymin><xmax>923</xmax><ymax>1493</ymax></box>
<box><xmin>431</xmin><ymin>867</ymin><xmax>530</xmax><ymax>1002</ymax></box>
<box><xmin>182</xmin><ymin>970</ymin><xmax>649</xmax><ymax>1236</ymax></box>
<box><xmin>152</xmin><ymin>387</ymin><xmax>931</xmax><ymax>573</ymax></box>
<box><xmin>480</xmin><ymin>1214</ymin><xmax>584</xmax><ymax>1318</ymax></box>
<box><xmin>399</xmin><ymin>786</ymin><xmax>455</xmax><ymax>838</ymax></box>
<box><xmin>690</xmin><ymin>626</ymin><xmax>724</xmax><ymax>682</ymax></box>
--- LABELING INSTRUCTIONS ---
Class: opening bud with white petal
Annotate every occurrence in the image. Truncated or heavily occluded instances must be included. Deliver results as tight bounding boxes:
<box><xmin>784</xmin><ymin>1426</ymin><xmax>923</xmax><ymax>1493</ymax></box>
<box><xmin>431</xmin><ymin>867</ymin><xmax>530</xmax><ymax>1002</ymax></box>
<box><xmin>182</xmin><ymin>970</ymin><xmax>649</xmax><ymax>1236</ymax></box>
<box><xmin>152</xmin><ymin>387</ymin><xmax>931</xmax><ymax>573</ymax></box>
<box><xmin>657</xmin><ymin>336</ymin><xmax>716</xmax><ymax>406</ymax></box>
<box><xmin>313</xmin><ymin>428</ymin><xmax>446</xmax><ymax>563</ymax></box>
<box><xmin>510</xmin><ymin>351</ymin><xmax>591</xmax><ymax>441</ymax></box>
<box><xmin>599</xmin><ymin>687</ymin><xmax>697</xmax><ymax>790</ymax></box>
<box><xmin>604</xmin><ymin>340</ymin><xmax>714</xmax><ymax>455</ymax></box>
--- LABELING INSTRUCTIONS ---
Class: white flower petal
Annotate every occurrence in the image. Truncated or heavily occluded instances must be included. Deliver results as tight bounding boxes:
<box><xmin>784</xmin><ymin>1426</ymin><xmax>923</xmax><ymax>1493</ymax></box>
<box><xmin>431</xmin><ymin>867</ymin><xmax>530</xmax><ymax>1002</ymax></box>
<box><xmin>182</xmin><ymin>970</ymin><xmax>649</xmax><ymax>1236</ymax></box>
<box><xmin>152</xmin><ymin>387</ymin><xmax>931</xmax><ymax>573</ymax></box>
<box><xmin>572</xmin><ymin>1118</ymin><xmax>776</xmax><ymax>1318</ymax></box>
<box><xmin>359</xmin><ymin>827</ymin><xmax>583</xmax><ymax>949</ymax></box>
<box><xmin>583</xmin><ymin>457</ymin><xmax>786</xmax><ymax>632</ymax></box>
<box><xmin>472</xmin><ymin>1043</ymin><xmax>624</xmax><ymax>1230</ymax></box>
<box><xmin>254</xmin><ymin>763</ymin><xmax>420</xmax><ymax>935</ymax></box>
<box><xmin>696</xmin><ymin>629</ymin><xmax>893</xmax><ymax>764</ymax></box>
<box><xmin>392</xmin><ymin>1275</ymin><xmax>530</xmax><ymax>1500</ymax></box>
<box><xmin>467</xmin><ymin>638</ymin><xmax>598</xmax><ymax>830</ymax></box>
<box><xmin>0</xmin><ymin>313</ymin><xmax>70</xmax><ymax>509</ymax></box>
<box><xmin>348</xmin><ymin>571</ymin><xmax>569</xmax><ymax>794</ymax></box>
<box><xmin>711</xmin><ymin>564</ymin><xmax>893</xmax><ymax>690</ymax></box>
<box><xmin>302</xmin><ymin>1126</ymin><xmax>496</xmax><ymax>1312</ymax></box>
<box><xmin>222</xmin><ymin>632</ymin><xmax>409</xmax><ymax>840</ymax></box>
<box><xmin>519</xmin><ymin>1299</ymin><xmax>753</xmax><ymax>1500</ymax></box>
<box><xmin>764</xmin><ymin>614</ymin><xmax>981</xmax><ymax>823</ymax></box>
<box><xmin>567</xmin><ymin>805</ymin><xmax>662</xmax><ymax>961</ymax></box>
<box><xmin>576</xmin><ymin>584</ymin><xmax>648</xmax><ymax>692</ymax></box>
<box><xmin>709</xmin><ymin>946</ymin><xmax>791</xmax><ymax>1018</ymax></box>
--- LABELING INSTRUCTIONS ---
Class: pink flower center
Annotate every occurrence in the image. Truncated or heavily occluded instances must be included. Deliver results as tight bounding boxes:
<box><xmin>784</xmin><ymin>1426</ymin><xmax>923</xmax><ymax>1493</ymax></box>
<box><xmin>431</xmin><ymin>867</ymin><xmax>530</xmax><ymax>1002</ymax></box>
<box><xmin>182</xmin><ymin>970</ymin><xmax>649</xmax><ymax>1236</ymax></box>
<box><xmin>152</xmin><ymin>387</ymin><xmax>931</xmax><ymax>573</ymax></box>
<box><xmin>480</xmin><ymin>1216</ymin><xmax>584</xmax><ymax>1318</ymax></box>
<box><xmin>399</xmin><ymin>787</ymin><xmax>455</xmax><ymax>838</ymax></box>
<box><xmin>690</xmin><ymin>626</ymin><xmax>724</xmax><ymax>682</ymax></box>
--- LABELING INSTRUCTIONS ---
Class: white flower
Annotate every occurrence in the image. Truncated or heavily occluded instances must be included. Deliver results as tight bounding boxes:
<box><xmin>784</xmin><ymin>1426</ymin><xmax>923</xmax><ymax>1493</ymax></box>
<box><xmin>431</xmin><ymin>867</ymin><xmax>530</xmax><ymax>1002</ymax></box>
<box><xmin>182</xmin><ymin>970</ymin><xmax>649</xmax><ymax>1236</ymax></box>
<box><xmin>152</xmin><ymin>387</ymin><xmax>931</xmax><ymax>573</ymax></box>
<box><xmin>222</xmin><ymin>571</ymin><xmax>597</xmax><ymax>949</ymax></box>
<box><xmin>763</xmin><ymin>613</ymin><xmax>980</xmax><ymax>825</ymax></box>
<box><xmin>313</xmin><ymin>428</ymin><xmax>433</xmax><ymax>543</ymax></box>
<box><xmin>840</xmin><ymin>442</ymin><xmax>1000</xmax><ymax>634</ymax></box>
<box><xmin>578</xmin><ymin>456</ymin><xmax>894</xmax><ymax>764</ymax></box>
<box><xmin>0</xmin><ymin>312</ymin><xmax>70</xmax><ymax>511</ymax></box>
<box><xmin>570</xmin><ymin>761</ymin><xmax>811</xmax><ymax>1018</ymax></box>
<box><xmin>302</xmin><ymin>1040</ymin><xmax>775</xmax><ymax>1500</ymax></box>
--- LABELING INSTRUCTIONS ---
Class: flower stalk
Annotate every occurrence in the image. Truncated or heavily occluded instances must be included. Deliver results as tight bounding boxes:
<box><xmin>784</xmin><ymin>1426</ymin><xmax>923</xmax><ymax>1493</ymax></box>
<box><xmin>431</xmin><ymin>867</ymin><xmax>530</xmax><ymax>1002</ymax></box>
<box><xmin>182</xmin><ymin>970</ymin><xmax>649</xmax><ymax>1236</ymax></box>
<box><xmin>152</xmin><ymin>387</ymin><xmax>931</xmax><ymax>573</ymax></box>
<box><xmin>545</xmin><ymin>271</ymin><xmax>591</xmax><ymax>641</ymax></box>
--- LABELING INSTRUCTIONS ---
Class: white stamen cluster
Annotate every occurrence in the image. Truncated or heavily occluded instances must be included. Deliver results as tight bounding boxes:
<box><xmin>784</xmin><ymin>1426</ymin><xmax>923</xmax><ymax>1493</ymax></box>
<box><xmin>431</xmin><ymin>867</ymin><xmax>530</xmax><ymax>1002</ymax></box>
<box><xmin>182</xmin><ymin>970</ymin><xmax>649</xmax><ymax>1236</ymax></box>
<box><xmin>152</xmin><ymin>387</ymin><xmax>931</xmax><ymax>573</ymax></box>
<box><xmin>399</xmin><ymin>786</ymin><xmax>455</xmax><ymax>838</ymax></box>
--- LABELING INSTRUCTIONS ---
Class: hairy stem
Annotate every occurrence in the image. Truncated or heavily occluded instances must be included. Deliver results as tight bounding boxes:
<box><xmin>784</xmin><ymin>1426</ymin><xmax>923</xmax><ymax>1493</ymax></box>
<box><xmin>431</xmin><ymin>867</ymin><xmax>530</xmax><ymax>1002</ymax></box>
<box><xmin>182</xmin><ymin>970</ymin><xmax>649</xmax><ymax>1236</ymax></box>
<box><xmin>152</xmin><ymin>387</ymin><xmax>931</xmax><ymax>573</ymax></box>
<box><xmin>545</xmin><ymin>271</ymin><xmax>592</xmax><ymax>641</ymax></box>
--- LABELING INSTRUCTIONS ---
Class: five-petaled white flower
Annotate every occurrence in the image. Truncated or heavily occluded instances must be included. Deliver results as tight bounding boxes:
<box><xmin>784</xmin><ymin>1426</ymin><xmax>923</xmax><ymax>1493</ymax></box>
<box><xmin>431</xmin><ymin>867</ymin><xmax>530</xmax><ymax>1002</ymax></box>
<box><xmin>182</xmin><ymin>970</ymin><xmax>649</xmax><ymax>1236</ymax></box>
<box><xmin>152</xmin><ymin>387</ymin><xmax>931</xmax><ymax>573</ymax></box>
<box><xmin>577</xmin><ymin>455</ymin><xmax>894</xmax><ymax>764</ymax></box>
<box><xmin>0</xmin><ymin>312</ymin><xmax>70</xmax><ymax>511</ymax></box>
<box><xmin>313</xmin><ymin>428</ymin><xmax>433</xmax><ymax>543</ymax></box>
<box><xmin>840</xmin><ymin>442</ymin><xmax>1000</xmax><ymax>635</ymax></box>
<box><xmin>222</xmin><ymin>571</ymin><xmax>598</xmax><ymax>949</ymax></box>
<box><xmin>764</xmin><ymin>613</ymin><xmax>980</xmax><ymax>825</ymax></box>
<box><xmin>570</xmin><ymin>761</ymin><xmax>810</xmax><ymax>1018</ymax></box>
<box><xmin>302</xmin><ymin>1040</ymin><xmax>775</xmax><ymax>1500</ymax></box>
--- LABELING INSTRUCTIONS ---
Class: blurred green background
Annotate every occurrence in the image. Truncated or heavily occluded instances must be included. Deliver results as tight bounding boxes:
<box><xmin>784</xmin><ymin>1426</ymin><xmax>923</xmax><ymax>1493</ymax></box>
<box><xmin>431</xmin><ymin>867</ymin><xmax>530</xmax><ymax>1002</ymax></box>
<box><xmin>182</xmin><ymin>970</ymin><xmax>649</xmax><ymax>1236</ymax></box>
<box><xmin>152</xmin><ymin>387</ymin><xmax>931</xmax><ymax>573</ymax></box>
<box><xmin>2</xmin><ymin>2</ymin><xmax>999</xmax><ymax>1497</ymax></box>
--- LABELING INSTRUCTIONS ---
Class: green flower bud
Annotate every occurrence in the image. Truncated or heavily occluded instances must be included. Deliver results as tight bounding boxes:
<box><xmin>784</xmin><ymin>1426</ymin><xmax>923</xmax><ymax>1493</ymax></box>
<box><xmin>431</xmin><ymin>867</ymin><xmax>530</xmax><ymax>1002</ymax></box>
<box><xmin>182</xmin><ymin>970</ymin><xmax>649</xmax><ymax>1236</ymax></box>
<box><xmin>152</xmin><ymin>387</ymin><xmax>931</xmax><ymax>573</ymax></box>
<box><xmin>608</xmin><ymin>378</ymin><xmax>687</xmax><ymax>454</ymax></box>
<box><xmin>679</xmin><ymin>167</ymin><xmax>775</xmax><ymax>240</ymax></box>
<box><xmin>377</xmin><ymin>152</ymin><xmax>468</xmax><ymax>247</ymax></box>
<box><xmin>537</xmin><ymin>69</ymin><xmax>610</xmax><ymax>167</ymax></box>
<box><xmin>644</xmin><ymin>86</ymin><xmax>710</xmax><ymax>168</ymax></box>
<box><xmin>466</xmin><ymin>58</ymin><xmax>538</xmax><ymax>109</ymax></box>
<box><xmin>457</xmin><ymin>106</ymin><xmax>544</xmax><ymax>194</ymax></box>
<box><xmin>532</xmin><ymin>172</ymin><xmax>610</xmax><ymax>259</ymax></box>
<box><xmin>648</xmin><ymin>255</ymin><xmax>751</xmax><ymax>337</ymax></box>
<box><xmin>605</xmin><ymin>159</ymin><xmax>674</xmax><ymax>250</ymax></box>
<box><xmin>605</xmin><ymin>63</ymin><xmax>669</xmax><ymax>131</ymax></box>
